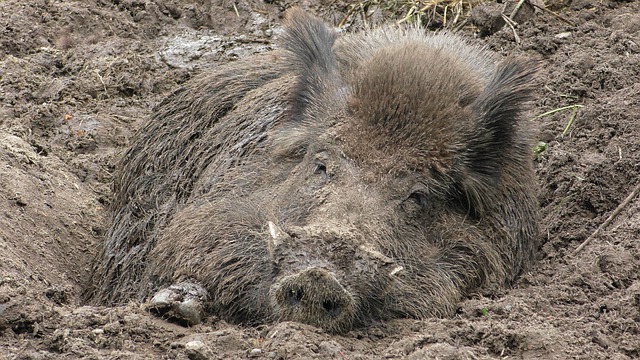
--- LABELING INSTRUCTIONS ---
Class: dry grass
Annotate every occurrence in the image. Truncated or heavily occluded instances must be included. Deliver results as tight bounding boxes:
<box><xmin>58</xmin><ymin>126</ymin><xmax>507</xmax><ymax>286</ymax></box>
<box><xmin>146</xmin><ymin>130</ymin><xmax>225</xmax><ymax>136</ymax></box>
<box><xmin>337</xmin><ymin>0</ymin><xmax>489</xmax><ymax>29</ymax></box>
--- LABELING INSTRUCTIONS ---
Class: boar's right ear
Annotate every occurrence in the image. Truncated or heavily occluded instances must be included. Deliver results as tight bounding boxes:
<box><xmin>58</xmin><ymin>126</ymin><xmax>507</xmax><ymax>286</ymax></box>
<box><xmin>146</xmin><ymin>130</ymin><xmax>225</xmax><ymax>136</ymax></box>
<box><xmin>465</xmin><ymin>57</ymin><xmax>539</xmax><ymax>177</ymax></box>
<box><xmin>457</xmin><ymin>58</ymin><xmax>538</xmax><ymax>213</ymax></box>
<box><xmin>280</xmin><ymin>8</ymin><xmax>339</xmax><ymax>120</ymax></box>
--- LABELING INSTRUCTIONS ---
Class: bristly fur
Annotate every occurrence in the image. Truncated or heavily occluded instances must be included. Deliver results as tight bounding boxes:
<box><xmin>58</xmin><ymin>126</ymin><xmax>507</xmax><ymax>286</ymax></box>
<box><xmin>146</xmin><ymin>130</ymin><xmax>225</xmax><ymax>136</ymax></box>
<box><xmin>343</xmin><ymin>42</ymin><xmax>483</xmax><ymax>176</ymax></box>
<box><xmin>87</xmin><ymin>7</ymin><xmax>540</xmax><ymax>334</ymax></box>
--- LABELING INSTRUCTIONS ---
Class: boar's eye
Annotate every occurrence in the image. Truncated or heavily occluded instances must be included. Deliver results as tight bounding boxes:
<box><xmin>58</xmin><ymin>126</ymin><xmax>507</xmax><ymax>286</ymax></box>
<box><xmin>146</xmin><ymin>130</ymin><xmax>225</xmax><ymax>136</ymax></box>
<box><xmin>400</xmin><ymin>191</ymin><xmax>429</xmax><ymax>216</ymax></box>
<box><xmin>406</xmin><ymin>191</ymin><xmax>428</xmax><ymax>208</ymax></box>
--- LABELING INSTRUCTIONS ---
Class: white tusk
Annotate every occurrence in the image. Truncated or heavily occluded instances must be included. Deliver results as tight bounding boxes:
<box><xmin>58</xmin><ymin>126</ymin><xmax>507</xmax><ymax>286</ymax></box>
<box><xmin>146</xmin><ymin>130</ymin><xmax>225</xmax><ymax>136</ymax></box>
<box><xmin>389</xmin><ymin>266</ymin><xmax>404</xmax><ymax>276</ymax></box>
<box><xmin>358</xmin><ymin>244</ymin><xmax>394</xmax><ymax>264</ymax></box>
<box><xmin>268</xmin><ymin>221</ymin><xmax>280</xmax><ymax>240</ymax></box>
<box><xmin>267</xmin><ymin>221</ymin><xmax>289</xmax><ymax>255</ymax></box>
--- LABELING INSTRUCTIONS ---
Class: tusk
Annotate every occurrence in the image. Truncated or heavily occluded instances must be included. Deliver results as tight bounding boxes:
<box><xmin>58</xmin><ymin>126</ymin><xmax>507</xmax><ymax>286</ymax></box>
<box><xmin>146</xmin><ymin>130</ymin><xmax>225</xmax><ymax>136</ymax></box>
<box><xmin>268</xmin><ymin>221</ymin><xmax>280</xmax><ymax>240</ymax></box>
<box><xmin>389</xmin><ymin>266</ymin><xmax>404</xmax><ymax>276</ymax></box>
<box><xmin>268</xmin><ymin>221</ymin><xmax>288</xmax><ymax>246</ymax></box>
<box><xmin>267</xmin><ymin>221</ymin><xmax>290</xmax><ymax>260</ymax></box>
<box><xmin>358</xmin><ymin>244</ymin><xmax>395</xmax><ymax>265</ymax></box>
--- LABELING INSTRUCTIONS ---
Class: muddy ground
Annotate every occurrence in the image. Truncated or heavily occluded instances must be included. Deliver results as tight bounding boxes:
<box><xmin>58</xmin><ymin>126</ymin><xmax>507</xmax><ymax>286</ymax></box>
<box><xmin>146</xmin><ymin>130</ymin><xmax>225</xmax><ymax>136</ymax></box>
<box><xmin>1</xmin><ymin>0</ymin><xmax>639</xmax><ymax>358</ymax></box>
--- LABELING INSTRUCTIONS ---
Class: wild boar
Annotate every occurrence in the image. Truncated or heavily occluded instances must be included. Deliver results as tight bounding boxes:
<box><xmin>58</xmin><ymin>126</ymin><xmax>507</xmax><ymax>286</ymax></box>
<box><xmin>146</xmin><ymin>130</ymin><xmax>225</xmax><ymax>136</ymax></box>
<box><xmin>86</xmin><ymin>8</ymin><xmax>540</xmax><ymax>334</ymax></box>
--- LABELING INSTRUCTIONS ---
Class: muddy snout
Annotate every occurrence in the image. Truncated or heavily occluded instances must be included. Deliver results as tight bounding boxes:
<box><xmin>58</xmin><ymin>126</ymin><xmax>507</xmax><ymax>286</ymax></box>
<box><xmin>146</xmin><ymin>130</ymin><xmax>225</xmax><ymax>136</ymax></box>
<box><xmin>271</xmin><ymin>267</ymin><xmax>355</xmax><ymax>333</ymax></box>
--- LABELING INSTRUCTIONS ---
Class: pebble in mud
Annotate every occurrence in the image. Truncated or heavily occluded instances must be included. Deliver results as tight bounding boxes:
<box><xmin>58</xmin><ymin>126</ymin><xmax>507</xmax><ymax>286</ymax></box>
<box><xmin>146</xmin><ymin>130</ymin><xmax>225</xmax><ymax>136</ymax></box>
<box><xmin>248</xmin><ymin>348</ymin><xmax>262</xmax><ymax>357</ymax></box>
<box><xmin>185</xmin><ymin>340</ymin><xmax>213</xmax><ymax>360</ymax></box>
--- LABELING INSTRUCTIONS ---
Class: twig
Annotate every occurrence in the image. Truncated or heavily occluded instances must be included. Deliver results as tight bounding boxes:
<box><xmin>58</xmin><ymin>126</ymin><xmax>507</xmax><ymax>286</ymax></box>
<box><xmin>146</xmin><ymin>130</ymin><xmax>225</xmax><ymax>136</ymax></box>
<box><xmin>531</xmin><ymin>2</ymin><xmax>576</xmax><ymax>27</ymax></box>
<box><xmin>235</xmin><ymin>37</ymin><xmax>272</xmax><ymax>44</ymax></box>
<box><xmin>509</xmin><ymin>0</ymin><xmax>527</xmax><ymax>20</ymax></box>
<box><xmin>232</xmin><ymin>3</ymin><xmax>239</xmax><ymax>17</ymax></box>
<box><xmin>360</xmin><ymin>1</ymin><xmax>370</xmax><ymax>28</ymax></box>
<box><xmin>419</xmin><ymin>0</ymin><xmax>440</xmax><ymax>13</ymax></box>
<box><xmin>94</xmin><ymin>70</ymin><xmax>109</xmax><ymax>98</ymax></box>
<box><xmin>501</xmin><ymin>13</ymin><xmax>521</xmax><ymax>45</ymax></box>
<box><xmin>452</xmin><ymin>18</ymin><xmax>469</xmax><ymax>32</ymax></box>
<box><xmin>530</xmin><ymin>104</ymin><xmax>584</xmax><ymax>121</ymax></box>
<box><xmin>396</xmin><ymin>5</ymin><xmax>418</xmax><ymax>25</ymax></box>
<box><xmin>561</xmin><ymin>105</ymin><xmax>580</xmax><ymax>137</ymax></box>
<box><xmin>571</xmin><ymin>183</ymin><xmax>640</xmax><ymax>256</ymax></box>
<box><xmin>338</xmin><ymin>3</ymin><xmax>359</xmax><ymax>28</ymax></box>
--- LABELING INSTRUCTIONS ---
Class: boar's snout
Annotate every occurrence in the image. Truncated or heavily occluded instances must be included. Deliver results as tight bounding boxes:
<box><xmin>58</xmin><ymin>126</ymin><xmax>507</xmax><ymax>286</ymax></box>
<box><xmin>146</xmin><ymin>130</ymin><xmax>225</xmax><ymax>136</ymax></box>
<box><xmin>271</xmin><ymin>267</ymin><xmax>355</xmax><ymax>333</ymax></box>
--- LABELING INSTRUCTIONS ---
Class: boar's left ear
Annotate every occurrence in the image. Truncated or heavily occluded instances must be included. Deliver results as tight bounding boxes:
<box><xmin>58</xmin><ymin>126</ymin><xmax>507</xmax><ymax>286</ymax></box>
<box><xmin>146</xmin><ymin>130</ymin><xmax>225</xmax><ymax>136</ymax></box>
<box><xmin>465</xmin><ymin>57</ymin><xmax>539</xmax><ymax>178</ymax></box>
<box><xmin>280</xmin><ymin>7</ymin><xmax>339</xmax><ymax>119</ymax></box>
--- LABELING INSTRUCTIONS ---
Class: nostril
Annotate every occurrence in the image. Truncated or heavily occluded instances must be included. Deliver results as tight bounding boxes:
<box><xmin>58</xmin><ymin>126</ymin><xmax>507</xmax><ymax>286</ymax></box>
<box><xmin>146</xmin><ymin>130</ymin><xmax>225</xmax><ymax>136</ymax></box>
<box><xmin>286</xmin><ymin>287</ymin><xmax>304</xmax><ymax>306</ymax></box>
<box><xmin>273</xmin><ymin>268</ymin><xmax>353</xmax><ymax>327</ymax></box>
<box><xmin>322</xmin><ymin>299</ymin><xmax>342</xmax><ymax>318</ymax></box>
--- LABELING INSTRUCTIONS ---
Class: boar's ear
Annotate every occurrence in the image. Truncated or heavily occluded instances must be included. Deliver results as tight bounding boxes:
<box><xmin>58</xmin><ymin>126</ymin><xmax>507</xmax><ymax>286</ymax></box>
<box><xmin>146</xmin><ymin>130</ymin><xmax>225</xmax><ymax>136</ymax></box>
<box><xmin>280</xmin><ymin>7</ymin><xmax>338</xmax><ymax>119</ymax></box>
<box><xmin>465</xmin><ymin>57</ymin><xmax>539</xmax><ymax>178</ymax></box>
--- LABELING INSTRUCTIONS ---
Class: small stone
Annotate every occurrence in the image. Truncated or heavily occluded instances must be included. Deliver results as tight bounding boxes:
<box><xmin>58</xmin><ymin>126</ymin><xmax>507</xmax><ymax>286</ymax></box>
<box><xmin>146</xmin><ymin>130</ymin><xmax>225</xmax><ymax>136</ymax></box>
<box><xmin>249</xmin><ymin>348</ymin><xmax>262</xmax><ymax>357</ymax></box>
<box><xmin>555</xmin><ymin>32</ymin><xmax>572</xmax><ymax>39</ymax></box>
<box><xmin>185</xmin><ymin>340</ymin><xmax>204</xmax><ymax>350</ymax></box>
<box><xmin>185</xmin><ymin>340</ymin><xmax>212</xmax><ymax>360</ymax></box>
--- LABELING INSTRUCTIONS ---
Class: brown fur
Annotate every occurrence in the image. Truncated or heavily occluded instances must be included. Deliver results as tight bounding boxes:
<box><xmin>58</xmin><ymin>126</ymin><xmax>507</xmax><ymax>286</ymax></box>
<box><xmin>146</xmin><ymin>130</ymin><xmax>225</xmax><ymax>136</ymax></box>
<box><xmin>86</xmin><ymin>8</ymin><xmax>540</xmax><ymax>333</ymax></box>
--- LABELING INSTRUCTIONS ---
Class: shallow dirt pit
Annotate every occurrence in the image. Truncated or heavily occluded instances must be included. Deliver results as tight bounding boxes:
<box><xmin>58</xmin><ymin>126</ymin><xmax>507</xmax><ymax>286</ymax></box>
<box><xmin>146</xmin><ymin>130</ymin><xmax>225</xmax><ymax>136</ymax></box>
<box><xmin>1</xmin><ymin>0</ymin><xmax>639</xmax><ymax>359</ymax></box>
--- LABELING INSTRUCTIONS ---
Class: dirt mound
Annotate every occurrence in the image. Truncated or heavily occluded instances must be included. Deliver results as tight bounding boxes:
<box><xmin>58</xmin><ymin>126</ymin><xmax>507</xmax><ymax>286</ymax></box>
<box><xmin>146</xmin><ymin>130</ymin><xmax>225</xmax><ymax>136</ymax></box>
<box><xmin>1</xmin><ymin>0</ymin><xmax>639</xmax><ymax>358</ymax></box>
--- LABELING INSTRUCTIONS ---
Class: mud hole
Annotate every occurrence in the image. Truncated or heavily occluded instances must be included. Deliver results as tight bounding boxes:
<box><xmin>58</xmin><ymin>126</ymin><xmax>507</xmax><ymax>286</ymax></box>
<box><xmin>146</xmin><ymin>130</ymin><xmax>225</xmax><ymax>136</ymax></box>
<box><xmin>1</xmin><ymin>0</ymin><xmax>639</xmax><ymax>359</ymax></box>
